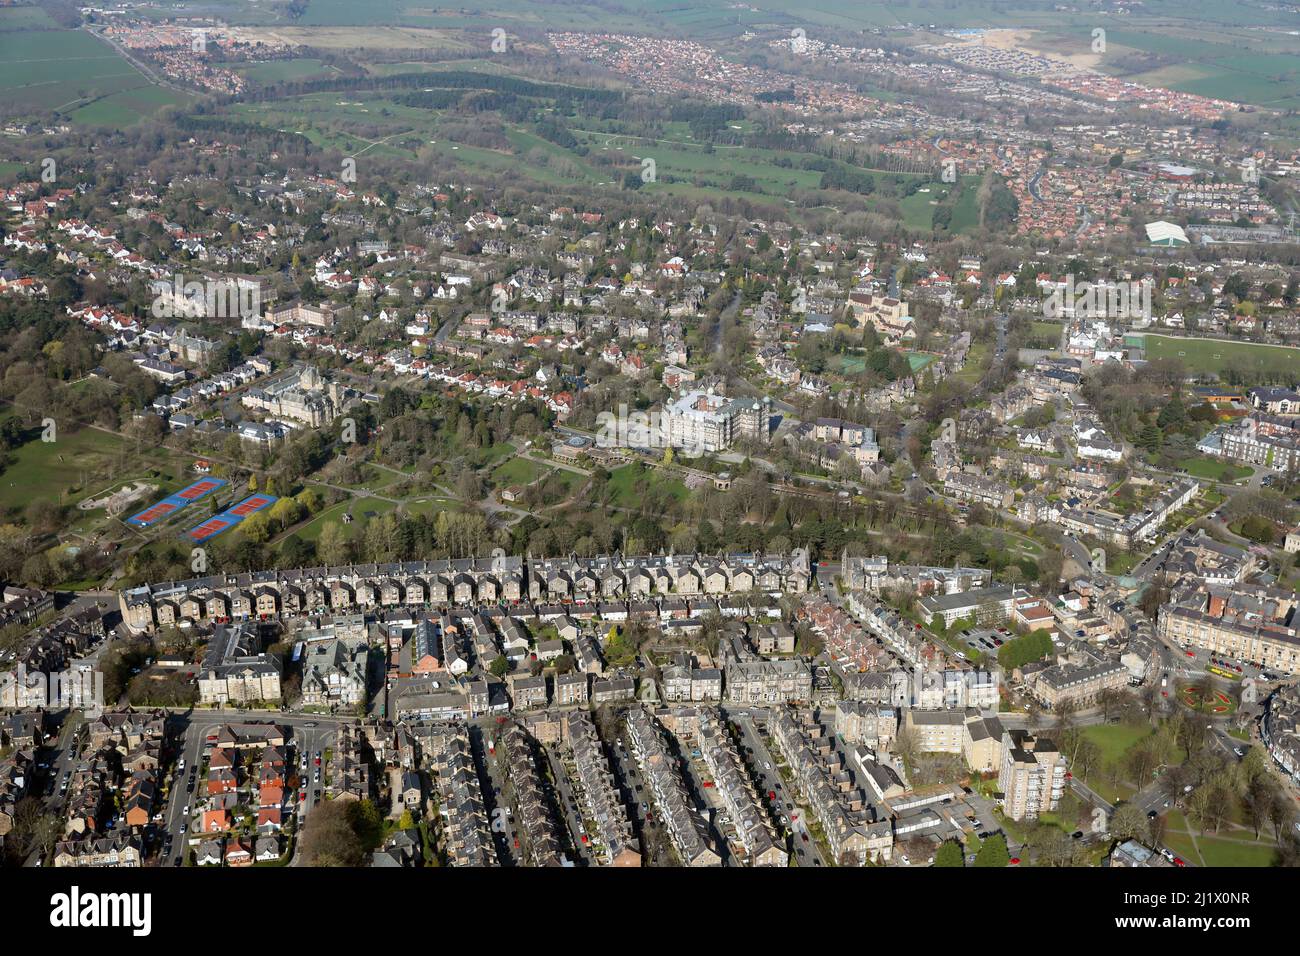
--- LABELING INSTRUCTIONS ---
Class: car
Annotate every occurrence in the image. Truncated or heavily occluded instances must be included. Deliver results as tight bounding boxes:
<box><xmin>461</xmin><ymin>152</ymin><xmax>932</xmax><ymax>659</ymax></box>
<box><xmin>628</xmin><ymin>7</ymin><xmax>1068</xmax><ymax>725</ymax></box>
<box><xmin>1183</xmin><ymin>784</ymin><xmax>1194</xmax><ymax>793</ymax></box>
<box><xmin>801</xmin><ymin>834</ymin><xmax>809</xmax><ymax>843</ymax></box>
<box><xmin>1147</xmin><ymin>810</ymin><xmax>1158</xmax><ymax>819</ymax></box>
<box><xmin>173</xmin><ymin>856</ymin><xmax>182</xmax><ymax>867</ymax></box>
<box><xmin>186</xmin><ymin>782</ymin><xmax>194</xmax><ymax>794</ymax></box>
<box><xmin>1234</xmin><ymin>747</ymin><xmax>1245</xmax><ymax>757</ymax></box>
<box><xmin>1160</xmin><ymin>848</ymin><xmax>1175</xmax><ymax>862</ymax></box>
<box><xmin>900</xmin><ymin>853</ymin><xmax>910</xmax><ymax>865</ymax></box>
<box><xmin>1072</xmin><ymin>830</ymin><xmax>1084</xmax><ymax>839</ymax></box>
<box><xmin>1173</xmin><ymin>857</ymin><xmax>1186</xmax><ymax>867</ymax></box>
<box><xmin>182</xmin><ymin>804</ymin><xmax>189</xmax><ymax>815</ymax></box>
<box><xmin>764</xmin><ymin>761</ymin><xmax>772</xmax><ymax>771</ymax></box>
<box><xmin>1008</xmin><ymin>857</ymin><xmax>1020</xmax><ymax>866</ymax></box>
<box><xmin>179</xmin><ymin>823</ymin><xmax>187</xmax><ymax>834</ymax></box>
<box><xmin>640</xmin><ymin>802</ymin><xmax>649</xmax><ymax>812</ymax></box>
<box><xmin>1186</xmin><ymin>650</ymin><xmax>1195</xmax><ymax>658</ymax></box>
<box><xmin>1163</xmin><ymin>800</ymin><xmax>1171</xmax><ymax>808</ymax></box>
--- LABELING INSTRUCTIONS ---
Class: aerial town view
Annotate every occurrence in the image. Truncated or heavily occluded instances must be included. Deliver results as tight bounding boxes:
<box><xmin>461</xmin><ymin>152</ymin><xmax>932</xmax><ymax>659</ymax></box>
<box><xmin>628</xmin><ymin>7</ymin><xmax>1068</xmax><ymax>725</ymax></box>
<box><xmin>1</xmin><ymin>0</ymin><xmax>1299</xmax><ymax>932</ymax></box>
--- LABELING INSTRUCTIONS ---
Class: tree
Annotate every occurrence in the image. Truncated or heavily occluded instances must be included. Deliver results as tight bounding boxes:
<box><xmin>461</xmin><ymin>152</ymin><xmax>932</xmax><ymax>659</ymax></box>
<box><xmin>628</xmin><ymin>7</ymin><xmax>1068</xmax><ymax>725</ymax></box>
<box><xmin>973</xmin><ymin>832</ymin><xmax>1010</xmax><ymax>867</ymax></box>
<box><xmin>1030</xmin><ymin>826</ymin><xmax>1081</xmax><ymax>867</ymax></box>
<box><xmin>1126</xmin><ymin>740</ymin><xmax>1161</xmax><ymax>787</ymax></box>
<box><xmin>934</xmin><ymin>840</ymin><xmax>964</xmax><ymax>867</ymax></box>
<box><xmin>1109</xmin><ymin>802</ymin><xmax>1150</xmax><ymax>843</ymax></box>
<box><xmin>298</xmin><ymin>800</ymin><xmax>366</xmax><ymax>866</ymax></box>
<box><xmin>489</xmin><ymin>654</ymin><xmax>510</xmax><ymax>678</ymax></box>
<box><xmin>240</xmin><ymin>511</ymin><xmax>271</xmax><ymax>544</ymax></box>
<box><xmin>317</xmin><ymin>522</ymin><xmax>351</xmax><ymax>566</ymax></box>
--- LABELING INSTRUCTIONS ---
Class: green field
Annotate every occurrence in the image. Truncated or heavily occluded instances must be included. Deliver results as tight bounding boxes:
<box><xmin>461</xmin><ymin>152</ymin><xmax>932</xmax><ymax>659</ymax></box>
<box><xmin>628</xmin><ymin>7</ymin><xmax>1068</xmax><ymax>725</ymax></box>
<box><xmin>1175</xmin><ymin>456</ymin><xmax>1253</xmax><ymax>482</ymax></box>
<box><xmin>1137</xmin><ymin>335</ymin><xmax>1300</xmax><ymax>384</ymax></box>
<box><xmin>294</xmin><ymin>496</ymin><xmax>399</xmax><ymax>543</ymax></box>
<box><xmin>899</xmin><ymin>176</ymin><xmax>981</xmax><ymax>234</ymax></box>
<box><xmin>142</xmin><ymin>0</ymin><xmax>1293</xmax><ymax>38</ymax></box>
<box><xmin>1086</xmin><ymin>27</ymin><xmax>1300</xmax><ymax>109</ymax></box>
<box><xmin>606</xmin><ymin>463</ymin><xmax>689</xmax><ymax>508</ymax></box>
<box><xmin>222</xmin><ymin>58</ymin><xmax>336</xmax><ymax>84</ymax></box>
<box><xmin>1079</xmin><ymin>722</ymin><xmax>1154</xmax><ymax>764</ymax></box>
<box><xmin>1028</xmin><ymin>320</ymin><xmax>1065</xmax><ymax>350</ymax></box>
<box><xmin>0</xmin><ymin>427</ymin><xmax>184</xmax><ymax>513</ymax></box>
<box><xmin>0</xmin><ymin>11</ymin><xmax>189</xmax><ymax>122</ymax></box>
<box><xmin>491</xmin><ymin>456</ymin><xmax>546</xmax><ymax>489</ymax></box>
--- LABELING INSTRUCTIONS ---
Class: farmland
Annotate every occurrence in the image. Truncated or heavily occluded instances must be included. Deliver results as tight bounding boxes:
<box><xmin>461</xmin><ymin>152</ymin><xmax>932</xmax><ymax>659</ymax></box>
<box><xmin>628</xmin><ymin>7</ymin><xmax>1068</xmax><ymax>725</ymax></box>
<box><xmin>0</xmin><ymin>9</ymin><xmax>190</xmax><ymax>123</ymax></box>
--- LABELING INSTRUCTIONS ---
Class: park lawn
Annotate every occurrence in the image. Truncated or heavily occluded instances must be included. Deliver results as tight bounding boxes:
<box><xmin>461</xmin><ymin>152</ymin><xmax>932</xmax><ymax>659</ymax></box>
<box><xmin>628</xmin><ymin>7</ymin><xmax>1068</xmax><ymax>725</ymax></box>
<box><xmin>491</xmin><ymin>457</ymin><xmax>546</xmax><ymax>489</ymax></box>
<box><xmin>1079</xmin><ymin>722</ymin><xmax>1156</xmax><ymax>763</ymax></box>
<box><xmin>403</xmin><ymin>497</ymin><xmax>458</xmax><ymax>518</ymax></box>
<box><xmin>1195</xmin><ymin>836</ymin><xmax>1279</xmax><ymax>867</ymax></box>
<box><xmin>1028</xmin><ymin>320</ymin><xmax>1065</xmax><ymax>349</ymax></box>
<box><xmin>294</xmin><ymin>497</ymin><xmax>398</xmax><ymax>543</ymax></box>
<box><xmin>1176</xmin><ymin>456</ymin><xmax>1253</xmax><ymax>482</ymax></box>
<box><xmin>545</xmin><ymin>468</ymin><xmax>586</xmax><ymax>494</ymax></box>
<box><xmin>1161</xmin><ymin>826</ymin><xmax>1200</xmax><ymax>864</ymax></box>
<box><xmin>950</xmin><ymin>340</ymin><xmax>990</xmax><ymax>385</ymax></box>
<box><xmin>0</xmin><ymin>427</ymin><xmax>189</xmax><ymax>513</ymax></box>
<box><xmin>473</xmin><ymin>441</ymin><xmax>516</xmax><ymax>468</ymax></box>
<box><xmin>605</xmin><ymin>463</ymin><xmax>689</xmax><ymax>508</ymax></box>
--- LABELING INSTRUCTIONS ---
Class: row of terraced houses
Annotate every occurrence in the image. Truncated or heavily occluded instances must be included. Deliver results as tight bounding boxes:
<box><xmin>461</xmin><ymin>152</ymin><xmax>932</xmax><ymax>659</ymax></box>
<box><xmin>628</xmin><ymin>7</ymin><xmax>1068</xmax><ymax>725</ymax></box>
<box><xmin>119</xmin><ymin>552</ymin><xmax>813</xmax><ymax>632</ymax></box>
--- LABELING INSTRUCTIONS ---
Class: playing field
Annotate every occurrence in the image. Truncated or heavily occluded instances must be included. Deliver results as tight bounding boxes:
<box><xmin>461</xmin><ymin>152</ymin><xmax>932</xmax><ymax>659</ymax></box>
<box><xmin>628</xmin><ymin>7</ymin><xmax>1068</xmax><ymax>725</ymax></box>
<box><xmin>1138</xmin><ymin>335</ymin><xmax>1300</xmax><ymax>384</ymax></box>
<box><xmin>0</xmin><ymin>427</ymin><xmax>177</xmax><ymax>512</ymax></box>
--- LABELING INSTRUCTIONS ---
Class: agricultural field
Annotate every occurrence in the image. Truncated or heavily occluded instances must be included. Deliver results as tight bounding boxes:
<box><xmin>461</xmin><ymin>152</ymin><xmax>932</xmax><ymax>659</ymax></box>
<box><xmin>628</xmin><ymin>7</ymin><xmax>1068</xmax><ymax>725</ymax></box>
<box><xmin>1091</xmin><ymin>27</ymin><xmax>1300</xmax><ymax>109</ymax></box>
<box><xmin>219</xmin><ymin>58</ymin><xmax>337</xmax><ymax>85</ymax></box>
<box><xmin>151</xmin><ymin>0</ymin><xmax>1292</xmax><ymax>38</ymax></box>
<box><xmin>0</xmin><ymin>9</ymin><xmax>190</xmax><ymax>122</ymax></box>
<box><xmin>1138</xmin><ymin>335</ymin><xmax>1300</xmax><ymax>384</ymax></box>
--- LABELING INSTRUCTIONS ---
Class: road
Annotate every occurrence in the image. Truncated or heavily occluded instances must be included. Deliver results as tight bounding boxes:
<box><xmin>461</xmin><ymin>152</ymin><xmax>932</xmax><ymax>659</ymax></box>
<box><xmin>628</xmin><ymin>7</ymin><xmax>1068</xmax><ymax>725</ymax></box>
<box><xmin>543</xmin><ymin>742</ymin><xmax>593</xmax><ymax>865</ymax></box>
<box><xmin>159</xmin><ymin>710</ymin><xmax>347</xmax><ymax>867</ymax></box>
<box><xmin>728</xmin><ymin>710</ymin><xmax>824</xmax><ymax>867</ymax></box>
